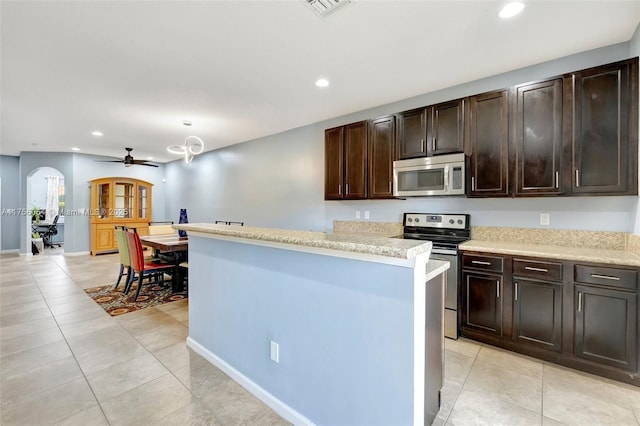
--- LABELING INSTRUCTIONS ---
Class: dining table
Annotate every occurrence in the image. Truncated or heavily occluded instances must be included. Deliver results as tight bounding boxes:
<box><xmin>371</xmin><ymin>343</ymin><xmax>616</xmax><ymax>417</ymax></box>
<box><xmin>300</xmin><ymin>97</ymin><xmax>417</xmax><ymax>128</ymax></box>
<box><xmin>139</xmin><ymin>234</ymin><xmax>188</xmax><ymax>293</ymax></box>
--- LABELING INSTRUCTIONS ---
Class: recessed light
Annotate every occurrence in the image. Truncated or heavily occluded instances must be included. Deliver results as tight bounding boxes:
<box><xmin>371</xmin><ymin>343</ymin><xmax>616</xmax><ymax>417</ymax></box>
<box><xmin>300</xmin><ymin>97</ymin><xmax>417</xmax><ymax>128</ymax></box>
<box><xmin>91</xmin><ymin>130</ymin><xmax>103</xmax><ymax>136</ymax></box>
<box><xmin>147</xmin><ymin>157</ymin><xmax>153</xmax><ymax>160</ymax></box>
<box><xmin>499</xmin><ymin>2</ymin><xmax>525</xmax><ymax>18</ymax></box>
<box><xmin>315</xmin><ymin>78</ymin><xmax>330</xmax><ymax>88</ymax></box>
<box><xmin>71</xmin><ymin>147</ymin><xmax>80</xmax><ymax>151</ymax></box>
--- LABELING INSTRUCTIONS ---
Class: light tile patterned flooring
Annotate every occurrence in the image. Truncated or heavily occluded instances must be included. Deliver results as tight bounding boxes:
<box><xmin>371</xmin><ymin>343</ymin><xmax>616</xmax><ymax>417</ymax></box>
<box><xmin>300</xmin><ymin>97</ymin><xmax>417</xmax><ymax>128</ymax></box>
<box><xmin>1</xmin><ymin>250</ymin><xmax>639</xmax><ymax>425</ymax></box>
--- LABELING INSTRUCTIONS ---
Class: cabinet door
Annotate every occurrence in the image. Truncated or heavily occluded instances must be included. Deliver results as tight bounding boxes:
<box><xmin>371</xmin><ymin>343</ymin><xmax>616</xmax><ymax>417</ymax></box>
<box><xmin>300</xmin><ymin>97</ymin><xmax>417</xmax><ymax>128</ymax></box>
<box><xmin>94</xmin><ymin>225</ymin><xmax>115</xmax><ymax>253</ymax></box>
<box><xmin>571</xmin><ymin>59</ymin><xmax>637</xmax><ymax>194</ymax></box>
<box><xmin>513</xmin><ymin>279</ymin><xmax>562</xmax><ymax>351</ymax></box>
<box><xmin>396</xmin><ymin>108</ymin><xmax>428</xmax><ymax>159</ymax></box>
<box><xmin>368</xmin><ymin>116</ymin><xmax>395</xmax><ymax>199</ymax></box>
<box><xmin>574</xmin><ymin>285</ymin><xmax>637</xmax><ymax>371</ymax></box>
<box><xmin>514</xmin><ymin>79</ymin><xmax>563</xmax><ymax>195</ymax></box>
<box><xmin>467</xmin><ymin>90</ymin><xmax>509</xmax><ymax>197</ymax></box>
<box><xmin>324</xmin><ymin>126</ymin><xmax>344</xmax><ymax>200</ymax></box>
<box><xmin>344</xmin><ymin>121</ymin><xmax>368</xmax><ymax>199</ymax></box>
<box><xmin>429</xmin><ymin>99</ymin><xmax>464</xmax><ymax>156</ymax></box>
<box><xmin>462</xmin><ymin>271</ymin><xmax>503</xmax><ymax>336</ymax></box>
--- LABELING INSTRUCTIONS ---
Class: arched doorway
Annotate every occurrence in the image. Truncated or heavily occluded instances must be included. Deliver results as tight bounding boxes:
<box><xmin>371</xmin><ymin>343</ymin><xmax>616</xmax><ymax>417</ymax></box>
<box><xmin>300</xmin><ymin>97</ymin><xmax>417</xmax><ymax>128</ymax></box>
<box><xmin>26</xmin><ymin>167</ymin><xmax>65</xmax><ymax>255</ymax></box>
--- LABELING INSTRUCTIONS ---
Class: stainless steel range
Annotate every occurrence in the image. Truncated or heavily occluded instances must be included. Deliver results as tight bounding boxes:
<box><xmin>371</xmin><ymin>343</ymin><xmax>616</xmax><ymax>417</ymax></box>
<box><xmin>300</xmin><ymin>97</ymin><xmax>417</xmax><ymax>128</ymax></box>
<box><xmin>397</xmin><ymin>213</ymin><xmax>471</xmax><ymax>339</ymax></box>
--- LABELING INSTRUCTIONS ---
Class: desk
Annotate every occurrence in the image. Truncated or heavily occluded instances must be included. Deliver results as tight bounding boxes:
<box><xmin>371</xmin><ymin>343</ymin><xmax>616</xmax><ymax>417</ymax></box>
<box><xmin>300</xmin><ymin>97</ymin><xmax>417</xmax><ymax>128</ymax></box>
<box><xmin>139</xmin><ymin>234</ymin><xmax>188</xmax><ymax>293</ymax></box>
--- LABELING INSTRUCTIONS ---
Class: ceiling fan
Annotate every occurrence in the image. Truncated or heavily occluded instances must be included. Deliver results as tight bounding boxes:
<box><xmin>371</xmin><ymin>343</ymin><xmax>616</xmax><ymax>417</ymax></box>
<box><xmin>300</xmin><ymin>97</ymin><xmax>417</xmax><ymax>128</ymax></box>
<box><xmin>97</xmin><ymin>147</ymin><xmax>158</xmax><ymax>167</ymax></box>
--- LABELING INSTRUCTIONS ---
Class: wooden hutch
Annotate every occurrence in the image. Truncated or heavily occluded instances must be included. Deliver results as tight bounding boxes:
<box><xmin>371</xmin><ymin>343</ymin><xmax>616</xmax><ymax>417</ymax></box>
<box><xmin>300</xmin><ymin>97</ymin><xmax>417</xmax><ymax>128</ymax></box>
<box><xmin>89</xmin><ymin>177</ymin><xmax>152</xmax><ymax>255</ymax></box>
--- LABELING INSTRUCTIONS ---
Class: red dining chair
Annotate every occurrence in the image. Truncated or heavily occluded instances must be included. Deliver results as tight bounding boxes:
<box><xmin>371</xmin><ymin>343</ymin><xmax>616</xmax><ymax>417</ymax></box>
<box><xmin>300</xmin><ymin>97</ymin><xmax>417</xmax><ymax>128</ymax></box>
<box><xmin>125</xmin><ymin>230</ymin><xmax>175</xmax><ymax>301</ymax></box>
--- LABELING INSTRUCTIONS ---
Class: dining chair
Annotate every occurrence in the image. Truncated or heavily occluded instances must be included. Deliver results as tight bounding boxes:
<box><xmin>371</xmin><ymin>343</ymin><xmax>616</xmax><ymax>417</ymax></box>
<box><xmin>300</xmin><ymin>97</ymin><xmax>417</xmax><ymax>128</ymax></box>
<box><xmin>113</xmin><ymin>226</ymin><xmax>131</xmax><ymax>290</ymax></box>
<box><xmin>148</xmin><ymin>221</ymin><xmax>175</xmax><ymax>235</ymax></box>
<box><xmin>178</xmin><ymin>261</ymin><xmax>189</xmax><ymax>292</ymax></box>
<box><xmin>125</xmin><ymin>230</ymin><xmax>175</xmax><ymax>301</ymax></box>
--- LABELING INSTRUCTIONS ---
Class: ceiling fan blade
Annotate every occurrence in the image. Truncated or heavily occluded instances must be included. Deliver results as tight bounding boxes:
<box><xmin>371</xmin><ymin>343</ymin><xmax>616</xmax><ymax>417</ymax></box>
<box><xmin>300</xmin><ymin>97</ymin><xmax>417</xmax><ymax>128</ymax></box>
<box><xmin>95</xmin><ymin>160</ymin><xmax>124</xmax><ymax>163</ymax></box>
<box><xmin>132</xmin><ymin>160</ymin><xmax>159</xmax><ymax>167</ymax></box>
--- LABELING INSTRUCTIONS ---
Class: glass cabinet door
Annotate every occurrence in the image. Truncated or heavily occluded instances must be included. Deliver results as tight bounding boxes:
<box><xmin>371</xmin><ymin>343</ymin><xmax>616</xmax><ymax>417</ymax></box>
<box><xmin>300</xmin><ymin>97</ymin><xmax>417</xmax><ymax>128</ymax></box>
<box><xmin>98</xmin><ymin>183</ymin><xmax>110</xmax><ymax>219</ymax></box>
<box><xmin>138</xmin><ymin>184</ymin><xmax>149</xmax><ymax>220</ymax></box>
<box><xmin>114</xmin><ymin>182</ymin><xmax>133</xmax><ymax>218</ymax></box>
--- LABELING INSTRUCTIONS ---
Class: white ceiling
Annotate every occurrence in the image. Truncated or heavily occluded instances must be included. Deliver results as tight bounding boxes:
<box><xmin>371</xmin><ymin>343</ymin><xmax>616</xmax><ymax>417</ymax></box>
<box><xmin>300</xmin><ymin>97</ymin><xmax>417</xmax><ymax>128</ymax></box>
<box><xmin>1</xmin><ymin>0</ymin><xmax>639</xmax><ymax>163</ymax></box>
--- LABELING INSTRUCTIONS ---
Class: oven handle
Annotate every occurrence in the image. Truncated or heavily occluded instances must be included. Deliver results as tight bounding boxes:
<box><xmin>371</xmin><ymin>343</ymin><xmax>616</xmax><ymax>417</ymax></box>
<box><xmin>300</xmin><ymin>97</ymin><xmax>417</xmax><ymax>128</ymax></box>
<box><xmin>430</xmin><ymin>249</ymin><xmax>458</xmax><ymax>256</ymax></box>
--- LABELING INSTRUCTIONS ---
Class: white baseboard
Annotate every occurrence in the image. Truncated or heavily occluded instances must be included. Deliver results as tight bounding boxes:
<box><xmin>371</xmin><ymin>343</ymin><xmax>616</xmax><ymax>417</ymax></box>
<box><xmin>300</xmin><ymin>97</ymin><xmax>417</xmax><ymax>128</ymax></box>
<box><xmin>0</xmin><ymin>249</ymin><xmax>20</xmax><ymax>254</ymax></box>
<box><xmin>63</xmin><ymin>251</ymin><xmax>90</xmax><ymax>256</ymax></box>
<box><xmin>186</xmin><ymin>337</ymin><xmax>315</xmax><ymax>426</ymax></box>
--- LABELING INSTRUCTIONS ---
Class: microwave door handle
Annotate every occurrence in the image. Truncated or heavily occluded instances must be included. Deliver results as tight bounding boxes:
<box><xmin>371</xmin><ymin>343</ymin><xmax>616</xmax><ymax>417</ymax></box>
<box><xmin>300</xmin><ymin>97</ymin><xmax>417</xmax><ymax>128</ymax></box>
<box><xmin>443</xmin><ymin>165</ymin><xmax>449</xmax><ymax>192</ymax></box>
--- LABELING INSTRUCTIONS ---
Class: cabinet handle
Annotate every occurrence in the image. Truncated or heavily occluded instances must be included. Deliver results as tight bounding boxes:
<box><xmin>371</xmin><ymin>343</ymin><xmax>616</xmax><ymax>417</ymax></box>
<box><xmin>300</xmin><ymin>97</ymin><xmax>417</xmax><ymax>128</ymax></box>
<box><xmin>575</xmin><ymin>170</ymin><xmax>580</xmax><ymax>187</ymax></box>
<box><xmin>590</xmin><ymin>274</ymin><xmax>620</xmax><ymax>281</ymax></box>
<box><xmin>338</xmin><ymin>185</ymin><xmax>342</xmax><ymax>196</ymax></box>
<box><xmin>421</xmin><ymin>139</ymin><xmax>425</xmax><ymax>152</ymax></box>
<box><xmin>514</xmin><ymin>282</ymin><xmax>518</xmax><ymax>301</ymax></box>
<box><xmin>496</xmin><ymin>280</ymin><xmax>500</xmax><ymax>298</ymax></box>
<box><xmin>471</xmin><ymin>260</ymin><xmax>491</xmax><ymax>266</ymax></box>
<box><xmin>525</xmin><ymin>266</ymin><xmax>548</xmax><ymax>273</ymax></box>
<box><xmin>432</xmin><ymin>138</ymin><xmax>436</xmax><ymax>151</ymax></box>
<box><xmin>346</xmin><ymin>183</ymin><xmax>349</xmax><ymax>195</ymax></box>
<box><xmin>555</xmin><ymin>171</ymin><xmax>559</xmax><ymax>189</ymax></box>
<box><xmin>388</xmin><ymin>181</ymin><xmax>392</xmax><ymax>193</ymax></box>
<box><xmin>577</xmin><ymin>291</ymin><xmax>582</xmax><ymax>312</ymax></box>
<box><xmin>471</xmin><ymin>177</ymin><xmax>475</xmax><ymax>191</ymax></box>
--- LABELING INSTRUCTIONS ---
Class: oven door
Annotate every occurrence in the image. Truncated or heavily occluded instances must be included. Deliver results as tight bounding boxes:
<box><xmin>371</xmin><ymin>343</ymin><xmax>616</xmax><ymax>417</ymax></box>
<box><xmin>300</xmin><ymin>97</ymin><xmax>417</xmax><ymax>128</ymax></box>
<box><xmin>430</xmin><ymin>249</ymin><xmax>458</xmax><ymax>339</ymax></box>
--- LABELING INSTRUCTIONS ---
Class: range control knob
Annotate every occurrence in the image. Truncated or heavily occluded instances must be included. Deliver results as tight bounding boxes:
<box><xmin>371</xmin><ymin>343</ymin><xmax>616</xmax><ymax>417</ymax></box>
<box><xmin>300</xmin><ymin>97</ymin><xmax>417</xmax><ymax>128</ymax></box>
<box><xmin>407</xmin><ymin>218</ymin><xmax>413</xmax><ymax>223</ymax></box>
<box><xmin>458</xmin><ymin>219</ymin><xmax>463</xmax><ymax>225</ymax></box>
<box><xmin>449</xmin><ymin>219</ymin><xmax>455</xmax><ymax>224</ymax></box>
<box><xmin>414</xmin><ymin>218</ymin><xmax>420</xmax><ymax>223</ymax></box>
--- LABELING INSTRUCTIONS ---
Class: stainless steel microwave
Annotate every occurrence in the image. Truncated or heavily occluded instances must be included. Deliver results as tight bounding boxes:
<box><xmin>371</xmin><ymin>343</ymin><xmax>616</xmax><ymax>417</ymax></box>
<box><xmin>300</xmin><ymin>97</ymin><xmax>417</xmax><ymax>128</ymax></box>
<box><xmin>393</xmin><ymin>153</ymin><xmax>465</xmax><ymax>197</ymax></box>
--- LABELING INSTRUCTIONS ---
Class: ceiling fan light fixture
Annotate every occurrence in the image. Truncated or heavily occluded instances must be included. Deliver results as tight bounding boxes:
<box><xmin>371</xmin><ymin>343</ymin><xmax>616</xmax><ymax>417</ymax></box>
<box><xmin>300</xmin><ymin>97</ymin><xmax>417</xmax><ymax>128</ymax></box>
<box><xmin>305</xmin><ymin>0</ymin><xmax>350</xmax><ymax>16</ymax></box>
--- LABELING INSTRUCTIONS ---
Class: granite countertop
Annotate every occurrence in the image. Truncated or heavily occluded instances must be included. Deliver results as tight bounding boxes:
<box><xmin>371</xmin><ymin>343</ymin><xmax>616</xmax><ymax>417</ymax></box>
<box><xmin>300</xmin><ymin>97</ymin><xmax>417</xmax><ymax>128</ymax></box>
<box><xmin>174</xmin><ymin>223</ymin><xmax>431</xmax><ymax>260</ymax></box>
<box><xmin>460</xmin><ymin>240</ymin><xmax>640</xmax><ymax>267</ymax></box>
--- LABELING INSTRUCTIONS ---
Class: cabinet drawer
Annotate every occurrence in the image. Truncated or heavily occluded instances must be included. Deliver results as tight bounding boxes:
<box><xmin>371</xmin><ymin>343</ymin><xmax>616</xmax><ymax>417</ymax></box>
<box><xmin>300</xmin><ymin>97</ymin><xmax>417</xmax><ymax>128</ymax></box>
<box><xmin>574</xmin><ymin>265</ymin><xmax>637</xmax><ymax>291</ymax></box>
<box><xmin>513</xmin><ymin>258</ymin><xmax>562</xmax><ymax>281</ymax></box>
<box><xmin>462</xmin><ymin>253</ymin><xmax>503</xmax><ymax>273</ymax></box>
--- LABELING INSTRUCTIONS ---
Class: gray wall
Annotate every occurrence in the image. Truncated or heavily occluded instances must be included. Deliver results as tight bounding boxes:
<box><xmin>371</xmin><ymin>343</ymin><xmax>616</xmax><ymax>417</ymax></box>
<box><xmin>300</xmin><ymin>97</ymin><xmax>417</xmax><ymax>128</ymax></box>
<box><xmin>165</xmin><ymin>41</ymin><xmax>639</xmax><ymax>233</ymax></box>
<box><xmin>1</xmin><ymin>155</ymin><xmax>21</xmax><ymax>251</ymax></box>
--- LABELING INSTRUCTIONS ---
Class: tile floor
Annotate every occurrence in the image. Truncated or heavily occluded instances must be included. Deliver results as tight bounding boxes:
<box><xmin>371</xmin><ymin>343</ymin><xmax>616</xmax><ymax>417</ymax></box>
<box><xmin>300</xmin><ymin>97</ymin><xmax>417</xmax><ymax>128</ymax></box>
<box><xmin>1</xmin><ymin>249</ymin><xmax>639</xmax><ymax>426</ymax></box>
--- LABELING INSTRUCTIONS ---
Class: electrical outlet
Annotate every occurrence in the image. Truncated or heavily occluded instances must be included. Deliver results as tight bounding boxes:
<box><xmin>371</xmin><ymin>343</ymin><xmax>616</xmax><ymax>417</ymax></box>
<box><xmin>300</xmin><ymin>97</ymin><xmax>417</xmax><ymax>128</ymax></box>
<box><xmin>540</xmin><ymin>213</ymin><xmax>550</xmax><ymax>226</ymax></box>
<box><xmin>364</xmin><ymin>211</ymin><xmax>370</xmax><ymax>219</ymax></box>
<box><xmin>270</xmin><ymin>341</ymin><xmax>279</xmax><ymax>363</ymax></box>
<box><xmin>355</xmin><ymin>211</ymin><xmax>361</xmax><ymax>219</ymax></box>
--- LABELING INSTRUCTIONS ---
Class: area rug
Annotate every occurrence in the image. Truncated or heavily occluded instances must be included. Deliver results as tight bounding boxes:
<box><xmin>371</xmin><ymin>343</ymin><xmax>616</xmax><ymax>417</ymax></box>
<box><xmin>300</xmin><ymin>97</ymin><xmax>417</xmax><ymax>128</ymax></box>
<box><xmin>84</xmin><ymin>282</ymin><xmax>187</xmax><ymax>316</ymax></box>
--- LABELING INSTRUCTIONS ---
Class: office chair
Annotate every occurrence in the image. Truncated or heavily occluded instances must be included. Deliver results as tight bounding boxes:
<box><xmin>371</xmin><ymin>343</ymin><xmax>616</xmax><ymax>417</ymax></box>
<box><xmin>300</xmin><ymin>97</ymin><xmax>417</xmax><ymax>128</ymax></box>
<box><xmin>41</xmin><ymin>215</ymin><xmax>61</xmax><ymax>248</ymax></box>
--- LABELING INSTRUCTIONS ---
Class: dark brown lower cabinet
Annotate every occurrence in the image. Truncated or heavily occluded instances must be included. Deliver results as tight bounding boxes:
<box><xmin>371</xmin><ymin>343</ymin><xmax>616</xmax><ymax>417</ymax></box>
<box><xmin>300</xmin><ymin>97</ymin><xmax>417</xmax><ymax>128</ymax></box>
<box><xmin>460</xmin><ymin>251</ymin><xmax>640</xmax><ymax>386</ymax></box>
<box><xmin>574</xmin><ymin>284</ymin><xmax>637</xmax><ymax>372</ymax></box>
<box><xmin>513</xmin><ymin>279</ymin><xmax>562</xmax><ymax>351</ymax></box>
<box><xmin>462</xmin><ymin>271</ymin><xmax>502</xmax><ymax>337</ymax></box>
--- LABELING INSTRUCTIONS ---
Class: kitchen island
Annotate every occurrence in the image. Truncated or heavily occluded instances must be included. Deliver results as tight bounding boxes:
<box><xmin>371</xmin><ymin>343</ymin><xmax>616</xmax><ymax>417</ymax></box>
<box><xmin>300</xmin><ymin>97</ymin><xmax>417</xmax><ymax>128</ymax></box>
<box><xmin>174</xmin><ymin>223</ymin><xmax>448</xmax><ymax>426</ymax></box>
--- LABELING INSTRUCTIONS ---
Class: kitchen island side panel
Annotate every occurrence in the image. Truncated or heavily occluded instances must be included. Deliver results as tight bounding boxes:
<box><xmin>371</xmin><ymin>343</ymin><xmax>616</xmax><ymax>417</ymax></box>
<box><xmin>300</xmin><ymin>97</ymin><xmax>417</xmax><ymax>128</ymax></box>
<box><xmin>188</xmin><ymin>236</ymin><xmax>418</xmax><ymax>425</ymax></box>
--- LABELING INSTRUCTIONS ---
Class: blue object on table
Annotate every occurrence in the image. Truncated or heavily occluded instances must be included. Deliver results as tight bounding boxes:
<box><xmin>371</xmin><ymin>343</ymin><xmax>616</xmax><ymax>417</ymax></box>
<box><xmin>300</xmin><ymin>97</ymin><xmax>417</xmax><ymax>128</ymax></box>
<box><xmin>178</xmin><ymin>209</ymin><xmax>188</xmax><ymax>238</ymax></box>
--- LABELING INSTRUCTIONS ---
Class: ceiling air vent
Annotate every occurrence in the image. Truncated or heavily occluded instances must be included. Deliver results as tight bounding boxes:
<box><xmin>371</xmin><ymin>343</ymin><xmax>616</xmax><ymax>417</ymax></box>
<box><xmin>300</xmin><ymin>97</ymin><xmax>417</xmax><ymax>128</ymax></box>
<box><xmin>306</xmin><ymin>0</ymin><xmax>350</xmax><ymax>16</ymax></box>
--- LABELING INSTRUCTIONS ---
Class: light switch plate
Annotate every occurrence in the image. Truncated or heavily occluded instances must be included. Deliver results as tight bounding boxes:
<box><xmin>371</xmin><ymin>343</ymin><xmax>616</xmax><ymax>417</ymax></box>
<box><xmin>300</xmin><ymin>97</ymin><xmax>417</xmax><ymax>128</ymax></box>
<box><xmin>364</xmin><ymin>211</ymin><xmax>370</xmax><ymax>219</ymax></box>
<box><xmin>270</xmin><ymin>341</ymin><xmax>279</xmax><ymax>363</ymax></box>
<box><xmin>355</xmin><ymin>211</ymin><xmax>361</xmax><ymax>219</ymax></box>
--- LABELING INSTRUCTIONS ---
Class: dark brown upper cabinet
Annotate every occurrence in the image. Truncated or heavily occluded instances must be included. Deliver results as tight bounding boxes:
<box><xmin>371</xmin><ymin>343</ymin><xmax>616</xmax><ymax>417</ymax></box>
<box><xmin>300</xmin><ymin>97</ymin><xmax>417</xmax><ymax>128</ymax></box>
<box><xmin>396</xmin><ymin>107</ymin><xmax>428</xmax><ymax>159</ymax></box>
<box><xmin>566</xmin><ymin>58</ymin><xmax>638</xmax><ymax>195</ymax></box>
<box><xmin>429</xmin><ymin>99</ymin><xmax>465</xmax><ymax>156</ymax></box>
<box><xmin>368</xmin><ymin>115</ymin><xmax>396</xmax><ymax>199</ymax></box>
<box><xmin>513</xmin><ymin>78</ymin><xmax>564</xmax><ymax>196</ymax></box>
<box><xmin>466</xmin><ymin>90</ymin><xmax>510</xmax><ymax>197</ymax></box>
<box><xmin>324</xmin><ymin>121</ymin><xmax>368</xmax><ymax>200</ymax></box>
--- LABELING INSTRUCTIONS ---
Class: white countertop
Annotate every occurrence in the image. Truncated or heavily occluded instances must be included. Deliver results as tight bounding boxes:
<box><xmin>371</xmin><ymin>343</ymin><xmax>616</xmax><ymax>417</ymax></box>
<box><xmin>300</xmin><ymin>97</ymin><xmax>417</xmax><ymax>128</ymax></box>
<box><xmin>174</xmin><ymin>223</ymin><xmax>431</xmax><ymax>261</ymax></box>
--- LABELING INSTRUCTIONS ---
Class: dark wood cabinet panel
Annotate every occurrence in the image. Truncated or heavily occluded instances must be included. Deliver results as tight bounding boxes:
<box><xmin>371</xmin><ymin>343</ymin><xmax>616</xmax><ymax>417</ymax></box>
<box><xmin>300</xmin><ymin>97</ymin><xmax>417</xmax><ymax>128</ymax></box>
<box><xmin>569</xmin><ymin>59</ymin><xmax>638</xmax><ymax>195</ymax></box>
<box><xmin>324</xmin><ymin>121</ymin><xmax>367</xmax><ymax>200</ymax></box>
<box><xmin>368</xmin><ymin>116</ymin><xmax>395</xmax><ymax>199</ymax></box>
<box><xmin>513</xmin><ymin>279</ymin><xmax>562</xmax><ymax>351</ymax></box>
<box><xmin>344</xmin><ymin>121</ymin><xmax>368</xmax><ymax>199</ymax></box>
<box><xmin>324</xmin><ymin>126</ymin><xmax>344</xmax><ymax>200</ymax></box>
<box><xmin>467</xmin><ymin>90</ymin><xmax>510</xmax><ymax>197</ymax></box>
<box><xmin>396</xmin><ymin>108</ymin><xmax>428</xmax><ymax>159</ymax></box>
<box><xmin>514</xmin><ymin>79</ymin><xmax>563</xmax><ymax>195</ymax></box>
<box><xmin>462</xmin><ymin>271</ymin><xmax>503</xmax><ymax>337</ymax></box>
<box><xmin>429</xmin><ymin>100</ymin><xmax>464</xmax><ymax>156</ymax></box>
<box><xmin>574</xmin><ymin>284</ymin><xmax>637</xmax><ymax>372</ymax></box>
